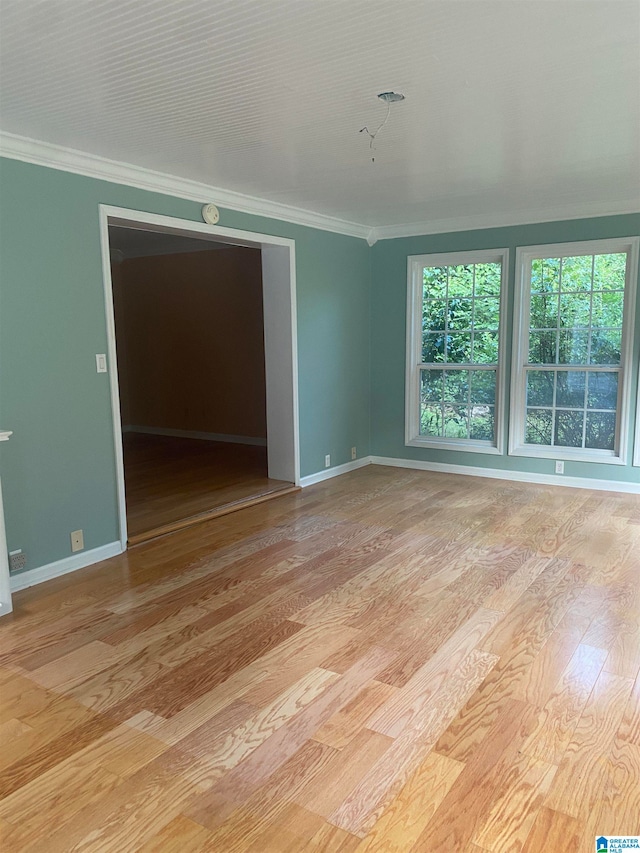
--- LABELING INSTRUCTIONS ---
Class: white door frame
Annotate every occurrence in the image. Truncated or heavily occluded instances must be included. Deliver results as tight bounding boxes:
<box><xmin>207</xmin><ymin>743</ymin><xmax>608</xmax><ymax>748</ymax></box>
<box><xmin>0</xmin><ymin>431</ymin><xmax>13</xmax><ymax>616</ymax></box>
<box><xmin>98</xmin><ymin>205</ymin><xmax>300</xmax><ymax>549</ymax></box>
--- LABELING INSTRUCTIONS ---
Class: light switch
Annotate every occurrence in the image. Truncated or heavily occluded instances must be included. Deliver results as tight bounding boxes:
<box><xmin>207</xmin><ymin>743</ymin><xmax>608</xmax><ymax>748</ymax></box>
<box><xmin>96</xmin><ymin>354</ymin><xmax>107</xmax><ymax>373</ymax></box>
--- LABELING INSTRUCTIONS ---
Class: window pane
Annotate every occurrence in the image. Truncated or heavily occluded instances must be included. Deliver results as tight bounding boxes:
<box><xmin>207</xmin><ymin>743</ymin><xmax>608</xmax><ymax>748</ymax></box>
<box><xmin>420</xmin><ymin>369</ymin><xmax>445</xmax><ymax>436</ymax></box>
<box><xmin>473</xmin><ymin>331</ymin><xmax>499</xmax><ymax>364</ymax></box>
<box><xmin>423</xmin><ymin>266</ymin><xmax>447</xmax><ymax>299</ymax></box>
<box><xmin>559</xmin><ymin>293</ymin><xmax>591</xmax><ymax>328</ymax></box>
<box><xmin>422</xmin><ymin>332</ymin><xmax>446</xmax><ymax>363</ymax></box>
<box><xmin>554</xmin><ymin>410</ymin><xmax>584</xmax><ymax>447</ymax></box>
<box><xmin>443</xmin><ymin>370</ymin><xmax>469</xmax><ymax>402</ymax></box>
<box><xmin>593</xmin><ymin>253</ymin><xmax>627</xmax><ymax>291</ymax></box>
<box><xmin>558</xmin><ymin>330</ymin><xmax>589</xmax><ymax>364</ymax></box>
<box><xmin>529</xmin><ymin>330</ymin><xmax>557</xmax><ymax>364</ymax></box>
<box><xmin>585</xmin><ymin>411</ymin><xmax>616</xmax><ymax>450</ymax></box>
<box><xmin>531</xmin><ymin>258</ymin><xmax>560</xmax><ymax>293</ymax></box>
<box><xmin>561</xmin><ymin>256</ymin><xmax>593</xmax><ymax>291</ymax></box>
<box><xmin>530</xmin><ymin>294</ymin><xmax>559</xmax><ymax>329</ymax></box>
<box><xmin>474</xmin><ymin>263</ymin><xmax>501</xmax><ymax>296</ymax></box>
<box><xmin>420</xmin><ymin>404</ymin><xmax>443</xmax><ymax>437</ymax></box>
<box><xmin>591</xmin><ymin>291</ymin><xmax>624</xmax><ymax>329</ymax></box>
<box><xmin>587</xmin><ymin>372</ymin><xmax>618</xmax><ymax>410</ymax></box>
<box><xmin>473</xmin><ymin>297</ymin><xmax>500</xmax><ymax>329</ymax></box>
<box><xmin>470</xmin><ymin>370</ymin><xmax>496</xmax><ymax>405</ymax></box>
<box><xmin>443</xmin><ymin>405</ymin><xmax>469</xmax><ymax>438</ymax></box>
<box><xmin>420</xmin><ymin>369</ymin><xmax>444</xmax><ymax>403</ymax></box>
<box><xmin>526</xmin><ymin>409</ymin><xmax>552</xmax><ymax>444</ymax></box>
<box><xmin>530</xmin><ymin>259</ymin><xmax>542</xmax><ymax>292</ymax></box>
<box><xmin>448</xmin><ymin>265</ymin><xmax>473</xmax><ymax>297</ymax></box>
<box><xmin>423</xmin><ymin>300</ymin><xmax>446</xmax><ymax>332</ymax></box>
<box><xmin>556</xmin><ymin>371</ymin><xmax>586</xmax><ymax>408</ymax></box>
<box><xmin>445</xmin><ymin>333</ymin><xmax>472</xmax><ymax>363</ymax></box>
<box><xmin>589</xmin><ymin>330</ymin><xmax>622</xmax><ymax>365</ymax></box>
<box><xmin>470</xmin><ymin>406</ymin><xmax>494</xmax><ymax>441</ymax></box>
<box><xmin>448</xmin><ymin>298</ymin><xmax>473</xmax><ymax>330</ymax></box>
<box><xmin>527</xmin><ymin>370</ymin><xmax>554</xmax><ymax>407</ymax></box>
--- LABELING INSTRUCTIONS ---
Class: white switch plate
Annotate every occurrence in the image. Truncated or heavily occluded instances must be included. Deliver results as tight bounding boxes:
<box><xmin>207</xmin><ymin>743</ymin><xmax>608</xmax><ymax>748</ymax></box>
<box><xmin>325</xmin><ymin>454</ymin><xmax>331</xmax><ymax>468</ymax></box>
<box><xmin>555</xmin><ymin>460</ymin><xmax>564</xmax><ymax>474</ymax></box>
<box><xmin>351</xmin><ymin>447</ymin><xmax>357</xmax><ymax>460</ymax></box>
<box><xmin>96</xmin><ymin>354</ymin><xmax>107</xmax><ymax>373</ymax></box>
<box><xmin>71</xmin><ymin>529</ymin><xmax>84</xmax><ymax>552</ymax></box>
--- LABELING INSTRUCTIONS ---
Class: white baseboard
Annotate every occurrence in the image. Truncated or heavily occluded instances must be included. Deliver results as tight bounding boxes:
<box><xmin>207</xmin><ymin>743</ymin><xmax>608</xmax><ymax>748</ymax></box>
<box><xmin>10</xmin><ymin>542</ymin><xmax>124</xmax><ymax>592</ymax></box>
<box><xmin>123</xmin><ymin>425</ymin><xmax>267</xmax><ymax>447</ymax></box>
<box><xmin>300</xmin><ymin>457</ymin><xmax>372</xmax><ymax>487</ymax></box>
<box><xmin>370</xmin><ymin>456</ymin><xmax>640</xmax><ymax>494</ymax></box>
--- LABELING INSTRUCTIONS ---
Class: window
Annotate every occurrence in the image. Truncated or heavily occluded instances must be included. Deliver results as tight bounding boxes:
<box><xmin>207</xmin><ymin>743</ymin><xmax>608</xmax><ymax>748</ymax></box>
<box><xmin>405</xmin><ymin>249</ymin><xmax>508</xmax><ymax>453</ymax></box>
<box><xmin>510</xmin><ymin>238</ymin><xmax>638</xmax><ymax>464</ymax></box>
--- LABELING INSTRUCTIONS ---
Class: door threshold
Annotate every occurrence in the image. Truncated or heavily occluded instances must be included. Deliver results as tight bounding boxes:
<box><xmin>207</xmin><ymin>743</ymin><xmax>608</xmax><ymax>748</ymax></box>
<box><xmin>127</xmin><ymin>483</ymin><xmax>300</xmax><ymax>546</ymax></box>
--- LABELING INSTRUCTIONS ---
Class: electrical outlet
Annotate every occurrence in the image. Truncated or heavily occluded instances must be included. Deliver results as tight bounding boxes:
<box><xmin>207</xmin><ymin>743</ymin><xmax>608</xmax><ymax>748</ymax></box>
<box><xmin>351</xmin><ymin>446</ymin><xmax>357</xmax><ymax>460</ymax></box>
<box><xmin>555</xmin><ymin>461</ymin><xmax>564</xmax><ymax>474</ymax></box>
<box><xmin>325</xmin><ymin>454</ymin><xmax>331</xmax><ymax>468</ymax></box>
<box><xmin>71</xmin><ymin>529</ymin><xmax>84</xmax><ymax>552</ymax></box>
<box><xmin>9</xmin><ymin>550</ymin><xmax>26</xmax><ymax>572</ymax></box>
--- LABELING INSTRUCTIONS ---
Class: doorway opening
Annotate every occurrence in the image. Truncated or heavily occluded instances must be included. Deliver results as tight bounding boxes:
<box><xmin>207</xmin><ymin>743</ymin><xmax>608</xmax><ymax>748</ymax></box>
<box><xmin>100</xmin><ymin>207</ymin><xmax>300</xmax><ymax>547</ymax></box>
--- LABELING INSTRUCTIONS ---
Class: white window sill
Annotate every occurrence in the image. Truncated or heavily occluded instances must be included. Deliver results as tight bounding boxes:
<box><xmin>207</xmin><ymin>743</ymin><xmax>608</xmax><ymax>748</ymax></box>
<box><xmin>406</xmin><ymin>437</ymin><xmax>503</xmax><ymax>455</ymax></box>
<box><xmin>509</xmin><ymin>443</ymin><xmax>625</xmax><ymax>465</ymax></box>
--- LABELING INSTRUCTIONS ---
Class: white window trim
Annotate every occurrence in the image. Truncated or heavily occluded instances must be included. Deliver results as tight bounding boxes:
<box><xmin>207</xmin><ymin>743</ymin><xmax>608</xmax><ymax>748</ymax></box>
<box><xmin>509</xmin><ymin>237</ymin><xmax>639</xmax><ymax>465</ymax></box>
<box><xmin>405</xmin><ymin>248</ymin><xmax>509</xmax><ymax>455</ymax></box>
<box><xmin>634</xmin><ymin>379</ymin><xmax>640</xmax><ymax>467</ymax></box>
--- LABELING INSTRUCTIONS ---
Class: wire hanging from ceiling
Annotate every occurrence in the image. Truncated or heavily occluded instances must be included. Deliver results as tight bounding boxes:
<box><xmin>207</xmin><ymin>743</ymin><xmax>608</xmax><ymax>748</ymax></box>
<box><xmin>360</xmin><ymin>91</ymin><xmax>405</xmax><ymax>162</ymax></box>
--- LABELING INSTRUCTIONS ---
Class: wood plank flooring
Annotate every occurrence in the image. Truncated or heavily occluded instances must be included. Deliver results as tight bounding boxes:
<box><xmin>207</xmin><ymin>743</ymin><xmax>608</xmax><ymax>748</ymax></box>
<box><xmin>1</xmin><ymin>465</ymin><xmax>639</xmax><ymax>851</ymax></box>
<box><xmin>123</xmin><ymin>433</ymin><xmax>293</xmax><ymax>542</ymax></box>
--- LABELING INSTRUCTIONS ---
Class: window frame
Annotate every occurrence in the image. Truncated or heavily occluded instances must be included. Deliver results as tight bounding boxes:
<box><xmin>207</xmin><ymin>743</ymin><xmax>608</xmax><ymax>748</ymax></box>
<box><xmin>634</xmin><ymin>380</ymin><xmax>640</xmax><ymax>467</ymax></box>
<box><xmin>509</xmin><ymin>237</ymin><xmax>639</xmax><ymax>465</ymax></box>
<box><xmin>405</xmin><ymin>248</ymin><xmax>509</xmax><ymax>454</ymax></box>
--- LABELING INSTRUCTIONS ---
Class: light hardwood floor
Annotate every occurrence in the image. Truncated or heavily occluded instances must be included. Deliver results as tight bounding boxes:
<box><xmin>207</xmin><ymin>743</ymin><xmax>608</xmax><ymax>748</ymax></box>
<box><xmin>123</xmin><ymin>433</ymin><xmax>294</xmax><ymax>543</ymax></box>
<box><xmin>1</xmin><ymin>465</ymin><xmax>639</xmax><ymax>851</ymax></box>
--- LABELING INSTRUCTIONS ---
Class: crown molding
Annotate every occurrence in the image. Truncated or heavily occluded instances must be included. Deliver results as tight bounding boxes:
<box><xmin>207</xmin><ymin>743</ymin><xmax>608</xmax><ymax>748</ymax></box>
<box><xmin>371</xmin><ymin>201</ymin><xmax>640</xmax><ymax>242</ymax></box>
<box><xmin>1</xmin><ymin>132</ymin><xmax>637</xmax><ymax>243</ymax></box>
<box><xmin>0</xmin><ymin>131</ymin><xmax>370</xmax><ymax>241</ymax></box>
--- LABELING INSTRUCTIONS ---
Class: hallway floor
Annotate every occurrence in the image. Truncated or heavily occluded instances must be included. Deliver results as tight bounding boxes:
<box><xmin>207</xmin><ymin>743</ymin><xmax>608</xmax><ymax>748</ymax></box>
<box><xmin>123</xmin><ymin>433</ymin><xmax>293</xmax><ymax>543</ymax></box>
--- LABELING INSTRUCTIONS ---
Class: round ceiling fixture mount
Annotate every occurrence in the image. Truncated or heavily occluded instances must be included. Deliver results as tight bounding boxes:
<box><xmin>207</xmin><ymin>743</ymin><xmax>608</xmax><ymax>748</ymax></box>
<box><xmin>377</xmin><ymin>91</ymin><xmax>405</xmax><ymax>103</ymax></box>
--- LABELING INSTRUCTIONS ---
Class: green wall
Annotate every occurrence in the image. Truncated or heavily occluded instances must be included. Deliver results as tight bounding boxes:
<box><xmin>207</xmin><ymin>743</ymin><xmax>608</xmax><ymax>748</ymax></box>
<box><xmin>0</xmin><ymin>158</ymin><xmax>371</xmax><ymax>571</ymax></box>
<box><xmin>370</xmin><ymin>214</ymin><xmax>640</xmax><ymax>483</ymax></box>
<box><xmin>0</xmin><ymin>155</ymin><xmax>638</xmax><ymax>575</ymax></box>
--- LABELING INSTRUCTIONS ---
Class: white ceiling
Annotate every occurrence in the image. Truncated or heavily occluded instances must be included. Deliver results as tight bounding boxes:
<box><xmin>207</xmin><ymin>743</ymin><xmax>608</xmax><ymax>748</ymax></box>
<box><xmin>1</xmin><ymin>0</ymin><xmax>638</xmax><ymax>233</ymax></box>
